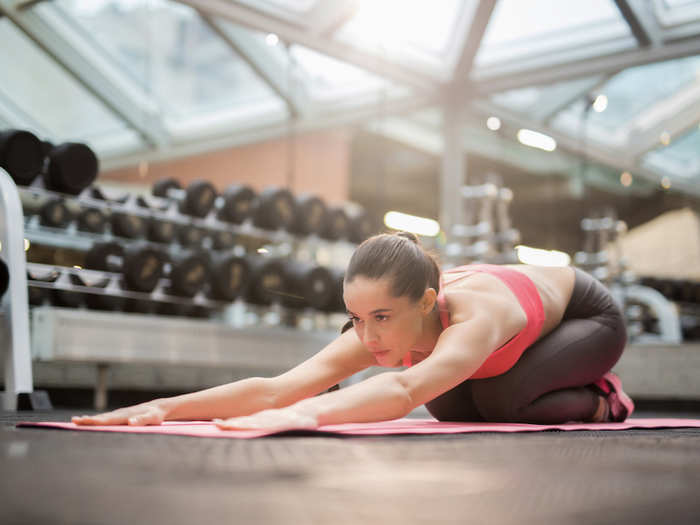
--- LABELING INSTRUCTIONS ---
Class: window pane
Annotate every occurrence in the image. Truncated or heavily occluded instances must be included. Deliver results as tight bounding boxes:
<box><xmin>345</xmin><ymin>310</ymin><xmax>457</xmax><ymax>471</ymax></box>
<box><xmin>643</xmin><ymin>126</ymin><xmax>700</xmax><ymax>179</ymax></box>
<box><xmin>476</xmin><ymin>0</ymin><xmax>630</xmax><ymax>66</ymax></box>
<box><xmin>0</xmin><ymin>18</ymin><xmax>134</xmax><ymax>148</ymax></box>
<box><xmin>551</xmin><ymin>56</ymin><xmax>700</xmax><ymax>144</ymax></box>
<box><xmin>56</xmin><ymin>0</ymin><xmax>285</xmax><ymax>126</ymax></box>
<box><xmin>336</xmin><ymin>0</ymin><xmax>470</xmax><ymax>73</ymax></box>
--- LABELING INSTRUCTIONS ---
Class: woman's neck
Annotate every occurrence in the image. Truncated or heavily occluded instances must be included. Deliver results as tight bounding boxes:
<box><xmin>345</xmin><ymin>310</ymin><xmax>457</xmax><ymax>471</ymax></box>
<box><xmin>412</xmin><ymin>308</ymin><xmax>443</xmax><ymax>353</ymax></box>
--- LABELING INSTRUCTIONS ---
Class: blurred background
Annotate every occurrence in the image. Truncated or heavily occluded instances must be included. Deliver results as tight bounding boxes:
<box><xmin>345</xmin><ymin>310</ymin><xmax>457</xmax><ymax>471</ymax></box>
<box><xmin>1</xmin><ymin>0</ymin><xmax>699</xmax><ymax>413</ymax></box>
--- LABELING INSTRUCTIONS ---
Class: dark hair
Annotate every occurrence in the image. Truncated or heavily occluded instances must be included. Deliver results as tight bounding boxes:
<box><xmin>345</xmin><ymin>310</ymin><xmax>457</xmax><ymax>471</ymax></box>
<box><xmin>344</xmin><ymin>231</ymin><xmax>441</xmax><ymax>302</ymax></box>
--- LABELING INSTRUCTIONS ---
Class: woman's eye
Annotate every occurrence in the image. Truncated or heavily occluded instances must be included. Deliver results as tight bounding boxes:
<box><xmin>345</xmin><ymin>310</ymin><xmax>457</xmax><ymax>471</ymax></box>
<box><xmin>349</xmin><ymin>316</ymin><xmax>361</xmax><ymax>324</ymax></box>
<box><xmin>375</xmin><ymin>315</ymin><xmax>388</xmax><ymax>322</ymax></box>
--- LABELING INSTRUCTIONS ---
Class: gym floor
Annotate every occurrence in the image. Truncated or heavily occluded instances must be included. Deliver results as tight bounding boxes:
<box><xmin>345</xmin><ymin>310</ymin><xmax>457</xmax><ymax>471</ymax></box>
<box><xmin>2</xmin><ymin>408</ymin><xmax>700</xmax><ymax>525</ymax></box>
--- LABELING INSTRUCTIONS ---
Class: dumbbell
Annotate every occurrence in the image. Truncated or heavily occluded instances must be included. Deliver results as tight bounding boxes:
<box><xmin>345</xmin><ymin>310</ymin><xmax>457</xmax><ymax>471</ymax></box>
<box><xmin>210</xmin><ymin>229</ymin><xmax>236</xmax><ymax>251</ymax></box>
<box><xmin>132</xmin><ymin>195</ymin><xmax>177</xmax><ymax>244</ymax></box>
<box><xmin>152</xmin><ymin>177</ymin><xmax>217</xmax><ymax>218</ymax></box>
<box><xmin>177</xmin><ymin>224</ymin><xmax>207</xmax><ymax>247</ymax></box>
<box><xmin>216</xmin><ymin>184</ymin><xmax>257</xmax><ymax>224</ymax></box>
<box><xmin>320</xmin><ymin>206</ymin><xmax>349</xmax><ymax>241</ymax></box>
<box><xmin>251</xmin><ymin>187</ymin><xmax>297</xmax><ymax>231</ymax></box>
<box><xmin>26</xmin><ymin>268</ymin><xmax>59</xmax><ymax>306</ymax></box>
<box><xmin>289</xmin><ymin>194</ymin><xmax>327</xmax><ymax>236</ymax></box>
<box><xmin>42</xmin><ymin>142</ymin><xmax>99</xmax><ymax>195</ymax></box>
<box><xmin>84</xmin><ymin>241</ymin><xmax>164</xmax><ymax>293</ymax></box>
<box><xmin>0</xmin><ymin>258</ymin><xmax>9</xmax><ymax>301</ymax></box>
<box><xmin>345</xmin><ymin>207</ymin><xmax>373</xmax><ymax>244</ymax></box>
<box><xmin>281</xmin><ymin>261</ymin><xmax>335</xmax><ymax>311</ymax></box>
<box><xmin>20</xmin><ymin>195</ymin><xmax>73</xmax><ymax>229</ymax></box>
<box><xmin>90</xmin><ymin>187</ymin><xmax>147</xmax><ymax>239</ymax></box>
<box><xmin>163</xmin><ymin>251</ymin><xmax>210</xmax><ymax>298</ymax></box>
<box><xmin>0</xmin><ymin>129</ymin><xmax>45</xmax><ymax>186</ymax></box>
<box><xmin>207</xmin><ymin>253</ymin><xmax>250</xmax><ymax>301</ymax></box>
<box><xmin>76</xmin><ymin>207</ymin><xmax>107</xmax><ymax>234</ymax></box>
<box><xmin>71</xmin><ymin>271</ymin><xmax>125</xmax><ymax>311</ymax></box>
<box><xmin>321</xmin><ymin>267</ymin><xmax>346</xmax><ymax>313</ymax></box>
<box><xmin>244</xmin><ymin>256</ymin><xmax>288</xmax><ymax>306</ymax></box>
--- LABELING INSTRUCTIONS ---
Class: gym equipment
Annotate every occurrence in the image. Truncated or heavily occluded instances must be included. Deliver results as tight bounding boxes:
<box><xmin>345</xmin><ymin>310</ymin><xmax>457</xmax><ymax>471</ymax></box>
<box><xmin>76</xmin><ymin>207</ymin><xmax>107</xmax><ymax>234</ymax></box>
<box><xmin>346</xmin><ymin>207</ymin><xmax>373</xmax><ymax>244</ymax></box>
<box><xmin>289</xmin><ymin>194</ymin><xmax>327</xmax><ymax>236</ymax></box>
<box><xmin>0</xmin><ymin>258</ymin><xmax>9</xmax><ymax>300</ymax></box>
<box><xmin>281</xmin><ymin>261</ymin><xmax>335</xmax><ymax>311</ymax></box>
<box><xmin>111</xmin><ymin>211</ymin><xmax>146</xmax><ymax>239</ymax></box>
<box><xmin>211</xmin><ymin>229</ymin><xmax>235</xmax><ymax>251</ymax></box>
<box><xmin>177</xmin><ymin>224</ymin><xmax>206</xmax><ymax>247</ymax></box>
<box><xmin>0</xmin><ymin>129</ymin><xmax>44</xmax><ymax>186</ymax></box>
<box><xmin>207</xmin><ymin>253</ymin><xmax>250</xmax><ymax>301</ymax></box>
<box><xmin>320</xmin><ymin>206</ymin><xmax>349</xmax><ymax>241</ymax></box>
<box><xmin>244</xmin><ymin>256</ymin><xmax>288</xmax><ymax>306</ymax></box>
<box><xmin>26</xmin><ymin>268</ymin><xmax>58</xmax><ymax>306</ymax></box>
<box><xmin>216</xmin><ymin>184</ymin><xmax>257</xmax><ymax>224</ymax></box>
<box><xmin>251</xmin><ymin>187</ymin><xmax>297</xmax><ymax>231</ymax></box>
<box><xmin>84</xmin><ymin>241</ymin><xmax>164</xmax><ymax>293</ymax></box>
<box><xmin>152</xmin><ymin>177</ymin><xmax>217</xmax><ymax>218</ymax></box>
<box><xmin>42</xmin><ymin>142</ymin><xmax>99</xmax><ymax>195</ymax></box>
<box><xmin>165</xmin><ymin>250</ymin><xmax>210</xmax><ymax>298</ymax></box>
<box><xmin>20</xmin><ymin>196</ymin><xmax>73</xmax><ymax>229</ymax></box>
<box><xmin>70</xmin><ymin>271</ymin><xmax>125</xmax><ymax>311</ymax></box>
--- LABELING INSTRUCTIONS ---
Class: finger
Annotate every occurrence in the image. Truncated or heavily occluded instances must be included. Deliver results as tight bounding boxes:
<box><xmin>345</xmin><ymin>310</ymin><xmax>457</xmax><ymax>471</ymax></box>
<box><xmin>73</xmin><ymin>413</ymin><xmax>126</xmax><ymax>426</ymax></box>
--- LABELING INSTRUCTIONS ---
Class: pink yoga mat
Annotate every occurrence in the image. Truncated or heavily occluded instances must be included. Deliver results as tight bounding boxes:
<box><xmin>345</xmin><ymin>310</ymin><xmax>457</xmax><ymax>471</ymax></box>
<box><xmin>16</xmin><ymin>418</ymin><xmax>700</xmax><ymax>439</ymax></box>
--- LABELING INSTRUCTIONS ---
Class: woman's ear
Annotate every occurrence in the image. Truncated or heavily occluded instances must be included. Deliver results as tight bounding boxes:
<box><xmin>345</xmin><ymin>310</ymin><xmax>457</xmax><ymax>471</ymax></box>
<box><xmin>421</xmin><ymin>288</ymin><xmax>437</xmax><ymax>315</ymax></box>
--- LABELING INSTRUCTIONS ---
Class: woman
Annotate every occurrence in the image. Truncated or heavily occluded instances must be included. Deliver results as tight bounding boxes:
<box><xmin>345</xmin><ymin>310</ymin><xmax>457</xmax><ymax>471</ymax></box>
<box><xmin>73</xmin><ymin>232</ymin><xmax>634</xmax><ymax>431</ymax></box>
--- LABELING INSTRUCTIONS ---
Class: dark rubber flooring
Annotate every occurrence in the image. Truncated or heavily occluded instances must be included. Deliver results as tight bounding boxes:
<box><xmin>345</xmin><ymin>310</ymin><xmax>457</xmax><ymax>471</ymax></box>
<box><xmin>2</xmin><ymin>409</ymin><xmax>700</xmax><ymax>525</ymax></box>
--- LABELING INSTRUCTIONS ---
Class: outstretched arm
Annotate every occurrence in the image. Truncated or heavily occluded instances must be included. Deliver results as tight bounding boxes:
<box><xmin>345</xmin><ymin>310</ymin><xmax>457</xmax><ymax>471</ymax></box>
<box><xmin>216</xmin><ymin>313</ymin><xmax>513</xmax><ymax>431</ymax></box>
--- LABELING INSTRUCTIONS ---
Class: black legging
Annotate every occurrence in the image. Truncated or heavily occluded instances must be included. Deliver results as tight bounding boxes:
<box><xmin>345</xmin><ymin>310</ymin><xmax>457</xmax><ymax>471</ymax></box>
<box><xmin>425</xmin><ymin>268</ymin><xmax>628</xmax><ymax>424</ymax></box>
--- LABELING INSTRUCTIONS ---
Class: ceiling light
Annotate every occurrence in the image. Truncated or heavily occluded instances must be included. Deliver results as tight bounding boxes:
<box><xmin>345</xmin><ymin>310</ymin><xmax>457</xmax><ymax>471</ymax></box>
<box><xmin>515</xmin><ymin>245</ymin><xmax>570</xmax><ymax>267</ymax></box>
<box><xmin>257</xmin><ymin>248</ymin><xmax>269</xmax><ymax>254</ymax></box>
<box><xmin>384</xmin><ymin>211</ymin><xmax>440</xmax><ymax>237</ymax></box>
<box><xmin>660</xmin><ymin>131</ymin><xmax>671</xmax><ymax>146</ymax></box>
<box><xmin>24</xmin><ymin>239</ymin><xmax>30</xmax><ymax>251</ymax></box>
<box><xmin>486</xmin><ymin>116</ymin><xmax>501</xmax><ymax>131</ymax></box>
<box><xmin>265</xmin><ymin>33</ymin><xmax>279</xmax><ymax>46</ymax></box>
<box><xmin>517</xmin><ymin>129</ymin><xmax>556</xmax><ymax>152</ymax></box>
<box><xmin>661</xmin><ymin>176</ymin><xmax>672</xmax><ymax>189</ymax></box>
<box><xmin>620</xmin><ymin>171</ymin><xmax>632</xmax><ymax>187</ymax></box>
<box><xmin>592</xmin><ymin>94</ymin><xmax>608</xmax><ymax>113</ymax></box>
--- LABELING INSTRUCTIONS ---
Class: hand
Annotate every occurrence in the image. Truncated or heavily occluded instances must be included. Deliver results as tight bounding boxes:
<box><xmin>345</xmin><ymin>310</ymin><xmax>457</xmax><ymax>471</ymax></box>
<box><xmin>215</xmin><ymin>407</ymin><xmax>318</xmax><ymax>432</ymax></box>
<box><xmin>72</xmin><ymin>401</ymin><xmax>167</xmax><ymax>426</ymax></box>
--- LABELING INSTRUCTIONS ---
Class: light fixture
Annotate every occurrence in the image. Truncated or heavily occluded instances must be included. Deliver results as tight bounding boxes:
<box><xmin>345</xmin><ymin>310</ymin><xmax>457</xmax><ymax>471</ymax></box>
<box><xmin>515</xmin><ymin>245</ymin><xmax>571</xmax><ymax>267</ymax></box>
<box><xmin>73</xmin><ymin>265</ymin><xmax>82</xmax><ymax>270</ymax></box>
<box><xmin>383</xmin><ymin>211</ymin><xmax>440</xmax><ymax>237</ymax></box>
<box><xmin>265</xmin><ymin>33</ymin><xmax>279</xmax><ymax>46</ymax></box>
<box><xmin>661</xmin><ymin>176</ymin><xmax>672</xmax><ymax>189</ymax></box>
<box><xmin>620</xmin><ymin>171</ymin><xmax>632</xmax><ymax>187</ymax></box>
<box><xmin>660</xmin><ymin>131</ymin><xmax>671</xmax><ymax>146</ymax></box>
<box><xmin>517</xmin><ymin>129</ymin><xmax>556</xmax><ymax>152</ymax></box>
<box><xmin>24</xmin><ymin>239</ymin><xmax>30</xmax><ymax>251</ymax></box>
<box><xmin>486</xmin><ymin>116</ymin><xmax>501</xmax><ymax>131</ymax></box>
<box><xmin>257</xmin><ymin>248</ymin><xmax>269</xmax><ymax>254</ymax></box>
<box><xmin>592</xmin><ymin>94</ymin><xmax>608</xmax><ymax>113</ymax></box>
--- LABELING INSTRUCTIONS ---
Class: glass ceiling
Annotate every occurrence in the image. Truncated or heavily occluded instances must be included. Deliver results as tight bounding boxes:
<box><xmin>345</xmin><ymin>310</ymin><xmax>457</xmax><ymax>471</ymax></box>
<box><xmin>0</xmin><ymin>0</ymin><xmax>698</xmax><ymax>193</ymax></box>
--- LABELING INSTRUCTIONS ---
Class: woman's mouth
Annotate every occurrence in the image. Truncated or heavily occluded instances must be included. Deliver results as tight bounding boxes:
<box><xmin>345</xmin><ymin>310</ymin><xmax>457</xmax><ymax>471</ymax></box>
<box><xmin>372</xmin><ymin>349</ymin><xmax>390</xmax><ymax>358</ymax></box>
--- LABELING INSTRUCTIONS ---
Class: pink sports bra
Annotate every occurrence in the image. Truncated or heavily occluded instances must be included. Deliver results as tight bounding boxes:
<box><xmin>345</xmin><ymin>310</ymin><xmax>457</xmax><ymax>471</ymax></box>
<box><xmin>402</xmin><ymin>264</ymin><xmax>546</xmax><ymax>379</ymax></box>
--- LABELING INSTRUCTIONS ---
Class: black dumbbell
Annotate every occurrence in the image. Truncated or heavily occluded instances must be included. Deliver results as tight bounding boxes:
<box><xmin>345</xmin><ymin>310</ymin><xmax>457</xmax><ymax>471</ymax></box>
<box><xmin>152</xmin><ymin>177</ymin><xmax>217</xmax><ymax>218</ymax></box>
<box><xmin>244</xmin><ymin>256</ymin><xmax>288</xmax><ymax>306</ymax></box>
<box><xmin>90</xmin><ymin>187</ymin><xmax>147</xmax><ymax>239</ymax></box>
<box><xmin>207</xmin><ymin>253</ymin><xmax>250</xmax><ymax>301</ymax></box>
<box><xmin>39</xmin><ymin>198</ymin><xmax>72</xmax><ymax>228</ymax></box>
<box><xmin>27</xmin><ymin>268</ymin><xmax>58</xmax><ymax>306</ymax></box>
<box><xmin>281</xmin><ymin>261</ymin><xmax>335</xmax><ymax>311</ymax></box>
<box><xmin>0</xmin><ymin>129</ymin><xmax>44</xmax><ymax>186</ymax></box>
<box><xmin>132</xmin><ymin>195</ymin><xmax>177</xmax><ymax>244</ymax></box>
<box><xmin>320</xmin><ymin>206</ymin><xmax>349</xmax><ymax>241</ymax></box>
<box><xmin>289</xmin><ymin>194</ymin><xmax>327</xmax><ymax>236</ymax></box>
<box><xmin>216</xmin><ymin>184</ymin><xmax>257</xmax><ymax>224</ymax></box>
<box><xmin>76</xmin><ymin>207</ymin><xmax>107</xmax><ymax>234</ymax></box>
<box><xmin>84</xmin><ymin>241</ymin><xmax>164</xmax><ymax>293</ymax></box>
<box><xmin>49</xmin><ymin>270</ymin><xmax>83</xmax><ymax>308</ymax></box>
<box><xmin>346</xmin><ymin>207</ymin><xmax>373</xmax><ymax>244</ymax></box>
<box><xmin>211</xmin><ymin>229</ymin><xmax>235</xmax><ymax>251</ymax></box>
<box><xmin>251</xmin><ymin>187</ymin><xmax>297</xmax><ymax>231</ymax></box>
<box><xmin>165</xmin><ymin>251</ymin><xmax>210</xmax><ymax>298</ymax></box>
<box><xmin>70</xmin><ymin>272</ymin><xmax>125</xmax><ymax>311</ymax></box>
<box><xmin>177</xmin><ymin>224</ymin><xmax>207</xmax><ymax>247</ymax></box>
<box><xmin>0</xmin><ymin>258</ymin><xmax>9</xmax><ymax>301</ymax></box>
<box><xmin>43</xmin><ymin>142</ymin><xmax>99</xmax><ymax>195</ymax></box>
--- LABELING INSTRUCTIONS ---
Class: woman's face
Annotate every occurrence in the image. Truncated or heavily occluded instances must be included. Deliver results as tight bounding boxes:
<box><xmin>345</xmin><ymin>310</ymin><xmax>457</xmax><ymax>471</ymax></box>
<box><xmin>343</xmin><ymin>275</ymin><xmax>433</xmax><ymax>367</ymax></box>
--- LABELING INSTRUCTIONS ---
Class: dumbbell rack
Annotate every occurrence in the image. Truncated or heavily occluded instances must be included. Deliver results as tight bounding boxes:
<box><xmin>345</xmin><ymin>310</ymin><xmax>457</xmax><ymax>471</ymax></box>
<box><xmin>2</xmin><ymin>171</ymin><xmax>351</xmax><ymax>411</ymax></box>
